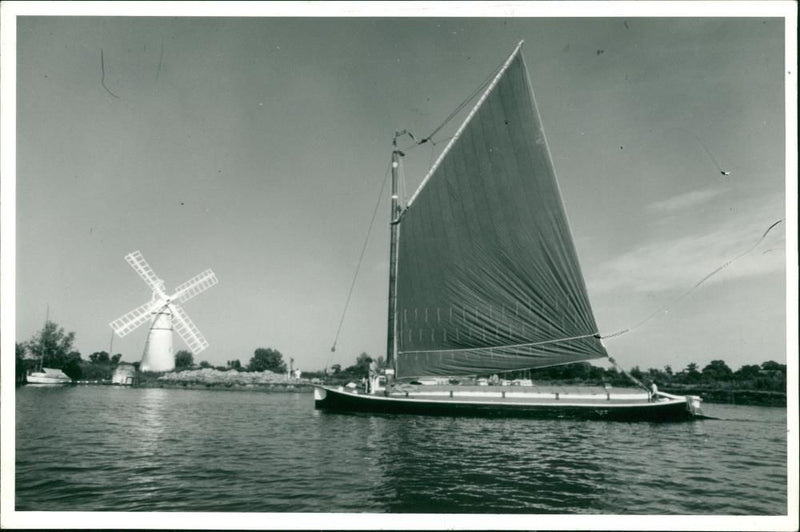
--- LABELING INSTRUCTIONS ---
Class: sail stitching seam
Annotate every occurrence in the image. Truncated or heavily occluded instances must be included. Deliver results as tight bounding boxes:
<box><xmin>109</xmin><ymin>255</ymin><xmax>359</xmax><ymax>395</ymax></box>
<box><xmin>398</xmin><ymin>331</ymin><xmax>599</xmax><ymax>356</ymax></box>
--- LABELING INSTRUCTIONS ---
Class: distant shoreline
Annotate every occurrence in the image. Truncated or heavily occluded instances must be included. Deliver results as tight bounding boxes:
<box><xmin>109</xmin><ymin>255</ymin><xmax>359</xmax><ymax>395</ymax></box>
<box><xmin>65</xmin><ymin>380</ymin><xmax>786</xmax><ymax>407</ymax></box>
<box><xmin>137</xmin><ymin>381</ymin><xmax>312</xmax><ymax>393</ymax></box>
<box><xmin>661</xmin><ymin>386</ymin><xmax>786</xmax><ymax>407</ymax></box>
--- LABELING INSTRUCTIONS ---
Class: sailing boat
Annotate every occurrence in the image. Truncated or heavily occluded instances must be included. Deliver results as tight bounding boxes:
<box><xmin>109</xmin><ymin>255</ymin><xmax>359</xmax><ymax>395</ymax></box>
<box><xmin>315</xmin><ymin>42</ymin><xmax>703</xmax><ymax>421</ymax></box>
<box><xmin>26</xmin><ymin>313</ymin><xmax>72</xmax><ymax>386</ymax></box>
<box><xmin>26</xmin><ymin>367</ymin><xmax>71</xmax><ymax>386</ymax></box>
<box><xmin>26</xmin><ymin>345</ymin><xmax>71</xmax><ymax>386</ymax></box>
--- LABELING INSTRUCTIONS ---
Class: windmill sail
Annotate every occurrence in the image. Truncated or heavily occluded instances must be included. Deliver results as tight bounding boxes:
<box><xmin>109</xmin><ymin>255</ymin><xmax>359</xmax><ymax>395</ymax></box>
<box><xmin>110</xmin><ymin>250</ymin><xmax>217</xmax><ymax>371</ymax></box>
<box><xmin>394</xmin><ymin>43</ymin><xmax>607</xmax><ymax>379</ymax></box>
<box><xmin>171</xmin><ymin>303</ymin><xmax>209</xmax><ymax>354</ymax></box>
<box><xmin>110</xmin><ymin>300</ymin><xmax>161</xmax><ymax>337</ymax></box>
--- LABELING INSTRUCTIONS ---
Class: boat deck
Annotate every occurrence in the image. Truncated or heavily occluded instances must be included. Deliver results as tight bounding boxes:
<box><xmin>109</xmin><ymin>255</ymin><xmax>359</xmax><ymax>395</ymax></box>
<box><xmin>375</xmin><ymin>384</ymin><xmax>655</xmax><ymax>405</ymax></box>
<box><xmin>316</xmin><ymin>384</ymin><xmax>699</xmax><ymax>420</ymax></box>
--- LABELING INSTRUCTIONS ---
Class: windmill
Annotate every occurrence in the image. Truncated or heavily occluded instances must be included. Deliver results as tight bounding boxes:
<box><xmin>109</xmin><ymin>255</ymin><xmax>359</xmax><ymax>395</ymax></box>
<box><xmin>110</xmin><ymin>250</ymin><xmax>218</xmax><ymax>372</ymax></box>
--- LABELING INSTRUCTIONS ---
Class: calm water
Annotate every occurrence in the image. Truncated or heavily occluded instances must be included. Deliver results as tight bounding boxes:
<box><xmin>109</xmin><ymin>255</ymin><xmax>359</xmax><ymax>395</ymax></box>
<box><xmin>15</xmin><ymin>386</ymin><xmax>787</xmax><ymax>514</ymax></box>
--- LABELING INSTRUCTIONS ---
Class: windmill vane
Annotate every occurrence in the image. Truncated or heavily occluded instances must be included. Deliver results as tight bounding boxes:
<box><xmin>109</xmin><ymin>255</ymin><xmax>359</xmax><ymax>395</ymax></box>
<box><xmin>109</xmin><ymin>250</ymin><xmax>218</xmax><ymax>372</ymax></box>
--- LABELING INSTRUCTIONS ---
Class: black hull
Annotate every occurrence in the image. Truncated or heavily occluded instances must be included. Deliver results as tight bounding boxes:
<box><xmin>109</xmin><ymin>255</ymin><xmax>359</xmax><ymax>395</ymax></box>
<box><xmin>314</xmin><ymin>386</ymin><xmax>700</xmax><ymax>422</ymax></box>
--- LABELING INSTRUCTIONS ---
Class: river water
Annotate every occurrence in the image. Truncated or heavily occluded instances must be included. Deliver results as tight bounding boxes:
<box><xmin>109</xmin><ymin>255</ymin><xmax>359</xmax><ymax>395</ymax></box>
<box><xmin>14</xmin><ymin>386</ymin><xmax>787</xmax><ymax>517</ymax></box>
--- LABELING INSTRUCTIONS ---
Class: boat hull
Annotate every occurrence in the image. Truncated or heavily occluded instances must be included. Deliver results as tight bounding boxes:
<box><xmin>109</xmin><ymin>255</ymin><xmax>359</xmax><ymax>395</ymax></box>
<box><xmin>26</xmin><ymin>376</ymin><xmax>71</xmax><ymax>386</ymax></box>
<box><xmin>26</xmin><ymin>369</ymin><xmax>71</xmax><ymax>386</ymax></box>
<box><xmin>314</xmin><ymin>386</ymin><xmax>700</xmax><ymax>421</ymax></box>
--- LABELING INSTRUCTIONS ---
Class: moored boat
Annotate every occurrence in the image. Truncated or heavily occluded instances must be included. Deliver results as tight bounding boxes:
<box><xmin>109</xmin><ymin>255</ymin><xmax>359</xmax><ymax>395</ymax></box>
<box><xmin>316</xmin><ymin>41</ymin><xmax>703</xmax><ymax>421</ymax></box>
<box><xmin>27</xmin><ymin>367</ymin><xmax>71</xmax><ymax>386</ymax></box>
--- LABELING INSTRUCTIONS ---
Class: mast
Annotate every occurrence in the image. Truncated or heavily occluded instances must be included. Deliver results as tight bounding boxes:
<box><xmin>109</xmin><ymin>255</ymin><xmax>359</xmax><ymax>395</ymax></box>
<box><xmin>386</xmin><ymin>140</ymin><xmax>402</xmax><ymax>373</ymax></box>
<box><xmin>41</xmin><ymin>304</ymin><xmax>50</xmax><ymax>371</ymax></box>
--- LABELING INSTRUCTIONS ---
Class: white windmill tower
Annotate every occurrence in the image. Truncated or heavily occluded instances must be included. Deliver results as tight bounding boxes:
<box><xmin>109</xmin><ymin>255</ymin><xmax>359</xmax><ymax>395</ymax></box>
<box><xmin>110</xmin><ymin>250</ymin><xmax>218</xmax><ymax>372</ymax></box>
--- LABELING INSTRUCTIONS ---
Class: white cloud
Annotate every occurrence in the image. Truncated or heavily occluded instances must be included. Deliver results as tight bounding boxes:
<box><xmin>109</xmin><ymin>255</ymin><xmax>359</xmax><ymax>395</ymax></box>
<box><xmin>588</xmin><ymin>199</ymin><xmax>785</xmax><ymax>295</ymax></box>
<box><xmin>646</xmin><ymin>187</ymin><xmax>726</xmax><ymax>213</ymax></box>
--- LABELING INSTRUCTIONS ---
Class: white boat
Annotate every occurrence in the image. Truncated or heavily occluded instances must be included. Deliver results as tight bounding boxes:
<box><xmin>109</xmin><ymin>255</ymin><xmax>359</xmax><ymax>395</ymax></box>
<box><xmin>27</xmin><ymin>367</ymin><xmax>71</xmax><ymax>386</ymax></box>
<box><xmin>315</xmin><ymin>41</ymin><xmax>703</xmax><ymax>421</ymax></box>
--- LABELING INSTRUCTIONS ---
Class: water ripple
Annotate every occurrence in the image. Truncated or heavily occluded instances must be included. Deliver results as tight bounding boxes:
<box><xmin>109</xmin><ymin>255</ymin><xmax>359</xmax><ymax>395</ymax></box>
<box><xmin>15</xmin><ymin>388</ymin><xmax>787</xmax><ymax>514</ymax></box>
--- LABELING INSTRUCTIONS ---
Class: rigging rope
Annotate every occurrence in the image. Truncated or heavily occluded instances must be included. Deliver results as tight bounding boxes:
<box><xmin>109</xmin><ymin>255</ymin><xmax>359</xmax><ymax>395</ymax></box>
<box><xmin>329</xmin><ymin>164</ymin><xmax>392</xmax><ymax>354</ymax></box>
<box><xmin>421</xmin><ymin>67</ymin><xmax>496</xmax><ymax>146</ymax></box>
<box><xmin>607</xmin><ymin>356</ymin><xmax>648</xmax><ymax>391</ymax></box>
<box><xmin>601</xmin><ymin>218</ymin><xmax>785</xmax><ymax>340</ymax></box>
<box><xmin>396</xmin><ymin>55</ymin><xmax>506</xmax><ymax>153</ymax></box>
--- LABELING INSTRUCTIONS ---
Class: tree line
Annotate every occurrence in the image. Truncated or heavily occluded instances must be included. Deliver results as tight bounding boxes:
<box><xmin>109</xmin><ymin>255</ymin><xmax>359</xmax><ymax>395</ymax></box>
<box><xmin>15</xmin><ymin>320</ymin><xmax>786</xmax><ymax>394</ymax></box>
<box><xmin>504</xmin><ymin>359</ymin><xmax>786</xmax><ymax>392</ymax></box>
<box><xmin>15</xmin><ymin>321</ymin><xmax>112</xmax><ymax>382</ymax></box>
<box><xmin>15</xmin><ymin>320</ymin><xmax>293</xmax><ymax>382</ymax></box>
<box><xmin>310</xmin><ymin>354</ymin><xmax>786</xmax><ymax>392</ymax></box>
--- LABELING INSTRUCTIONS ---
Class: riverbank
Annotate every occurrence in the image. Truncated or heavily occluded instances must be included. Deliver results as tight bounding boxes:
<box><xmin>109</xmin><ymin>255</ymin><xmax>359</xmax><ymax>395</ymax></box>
<box><xmin>30</xmin><ymin>367</ymin><xmax>787</xmax><ymax>406</ymax></box>
<box><xmin>138</xmin><ymin>367</ymin><xmax>312</xmax><ymax>392</ymax></box>
<box><xmin>147</xmin><ymin>370</ymin><xmax>787</xmax><ymax>406</ymax></box>
<box><xmin>662</xmin><ymin>386</ymin><xmax>786</xmax><ymax>407</ymax></box>
<box><xmin>141</xmin><ymin>380</ymin><xmax>312</xmax><ymax>392</ymax></box>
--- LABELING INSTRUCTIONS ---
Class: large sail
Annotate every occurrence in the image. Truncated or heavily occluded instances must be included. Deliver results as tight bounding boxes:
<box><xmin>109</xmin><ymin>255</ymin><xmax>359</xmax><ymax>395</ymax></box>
<box><xmin>394</xmin><ymin>44</ymin><xmax>608</xmax><ymax>379</ymax></box>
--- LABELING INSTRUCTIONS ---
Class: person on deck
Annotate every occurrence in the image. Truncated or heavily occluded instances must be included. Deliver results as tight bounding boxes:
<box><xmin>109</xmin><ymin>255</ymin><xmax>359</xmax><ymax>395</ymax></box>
<box><xmin>650</xmin><ymin>382</ymin><xmax>659</xmax><ymax>402</ymax></box>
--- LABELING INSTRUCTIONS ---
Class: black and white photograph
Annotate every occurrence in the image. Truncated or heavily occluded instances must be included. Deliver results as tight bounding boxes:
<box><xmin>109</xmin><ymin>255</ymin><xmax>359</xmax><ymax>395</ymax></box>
<box><xmin>1</xmin><ymin>2</ymin><xmax>797</xmax><ymax>529</ymax></box>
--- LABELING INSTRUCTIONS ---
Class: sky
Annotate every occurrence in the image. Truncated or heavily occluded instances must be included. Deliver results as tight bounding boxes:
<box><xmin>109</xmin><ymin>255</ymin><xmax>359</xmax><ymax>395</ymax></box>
<box><xmin>3</xmin><ymin>4</ymin><xmax>796</xmax><ymax>376</ymax></box>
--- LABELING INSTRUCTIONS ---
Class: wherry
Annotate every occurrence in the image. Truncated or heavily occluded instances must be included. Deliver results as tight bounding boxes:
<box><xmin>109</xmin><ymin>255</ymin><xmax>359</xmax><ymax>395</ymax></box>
<box><xmin>315</xmin><ymin>41</ymin><xmax>703</xmax><ymax>421</ymax></box>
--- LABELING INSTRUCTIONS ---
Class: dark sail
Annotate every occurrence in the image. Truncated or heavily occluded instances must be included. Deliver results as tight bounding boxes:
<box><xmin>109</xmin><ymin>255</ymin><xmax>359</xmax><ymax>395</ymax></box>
<box><xmin>394</xmin><ymin>43</ymin><xmax>608</xmax><ymax>379</ymax></box>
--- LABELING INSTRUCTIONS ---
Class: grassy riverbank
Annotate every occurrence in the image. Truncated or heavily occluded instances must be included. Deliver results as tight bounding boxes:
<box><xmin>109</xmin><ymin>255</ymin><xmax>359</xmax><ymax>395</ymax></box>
<box><xmin>142</xmin><ymin>381</ymin><xmax>313</xmax><ymax>392</ymax></box>
<box><xmin>130</xmin><ymin>368</ymin><xmax>786</xmax><ymax>406</ymax></box>
<box><xmin>135</xmin><ymin>368</ymin><xmax>312</xmax><ymax>392</ymax></box>
<box><xmin>662</xmin><ymin>385</ymin><xmax>786</xmax><ymax>407</ymax></box>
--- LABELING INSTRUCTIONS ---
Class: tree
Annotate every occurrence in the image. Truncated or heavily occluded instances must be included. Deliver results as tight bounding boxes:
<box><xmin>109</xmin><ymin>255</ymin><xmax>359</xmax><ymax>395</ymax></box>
<box><xmin>199</xmin><ymin>360</ymin><xmax>212</xmax><ymax>369</ymax></box>
<box><xmin>344</xmin><ymin>352</ymin><xmax>373</xmax><ymax>379</ymax></box>
<box><xmin>702</xmin><ymin>360</ymin><xmax>733</xmax><ymax>382</ymax></box>
<box><xmin>248</xmin><ymin>348</ymin><xmax>286</xmax><ymax>373</ymax></box>
<box><xmin>175</xmin><ymin>350</ymin><xmax>194</xmax><ymax>370</ymax></box>
<box><xmin>62</xmin><ymin>351</ymin><xmax>83</xmax><ymax>380</ymax></box>
<box><xmin>735</xmin><ymin>364</ymin><xmax>762</xmax><ymax>381</ymax></box>
<box><xmin>15</xmin><ymin>342</ymin><xmax>33</xmax><ymax>383</ymax></box>
<box><xmin>25</xmin><ymin>320</ymin><xmax>76</xmax><ymax>369</ymax></box>
<box><xmin>329</xmin><ymin>353</ymin><xmax>378</xmax><ymax>382</ymax></box>
<box><xmin>647</xmin><ymin>367</ymin><xmax>669</xmax><ymax>384</ymax></box>
<box><xmin>89</xmin><ymin>351</ymin><xmax>110</xmax><ymax>364</ymax></box>
<box><xmin>227</xmin><ymin>359</ymin><xmax>243</xmax><ymax>371</ymax></box>
<box><xmin>356</xmin><ymin>352</ymin><xmax>373</xmax><ymax>370</ymax></box>
<box><xmin>760</xmin><ymin>360</ymin><xmax>786</xmax><ymax>373</ymax></box>
<box><xmin>79</xmin><ymin>350</ymin><xmax>124</xmax><ymax>381</ymax></box>
<box><xmin>683</xmin><ymin>362</ymin><xmax>701</xmax><ymax>383</ymax></box>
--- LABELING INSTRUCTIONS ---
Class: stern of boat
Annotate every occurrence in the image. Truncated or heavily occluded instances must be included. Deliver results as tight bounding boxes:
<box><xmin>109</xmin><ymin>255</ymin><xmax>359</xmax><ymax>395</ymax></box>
<box><xmin>685</xmin><ymin>394</ymin><xmax>703</xmax><ymax>417</ymax></box>
<box><xmin>657</xmin><ymin>391</ymin><xmax>703</xmax><ymax>418</ymax></box>
<box><xmin>313</xmin><ymin>386</ymin><xmax>328</xmax><ymax>408</ymax></box>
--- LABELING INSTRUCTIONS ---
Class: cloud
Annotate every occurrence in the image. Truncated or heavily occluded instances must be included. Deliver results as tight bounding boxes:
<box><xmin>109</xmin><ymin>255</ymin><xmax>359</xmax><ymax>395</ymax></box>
<box><xmin>587</xmin><ymin>203</ymin><xmax>785</xmax><ymax>295</ymax></box>
<box><xmin>646</xmin><ymin>187</ymin><xmax>726</xmax><ymax>213</ymax></box>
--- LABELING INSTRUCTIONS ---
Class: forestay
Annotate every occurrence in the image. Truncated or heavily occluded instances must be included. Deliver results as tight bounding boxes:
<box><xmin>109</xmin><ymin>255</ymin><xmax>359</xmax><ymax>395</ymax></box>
<box><xmin>395</xmin><ymin>44</ymin><xmax>607</xmax><ymax>378</ymax></box>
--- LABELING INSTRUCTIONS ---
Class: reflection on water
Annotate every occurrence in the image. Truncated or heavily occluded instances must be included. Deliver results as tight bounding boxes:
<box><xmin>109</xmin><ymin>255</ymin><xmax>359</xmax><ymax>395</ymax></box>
<box><xmin>16</xmin><ymin>387</ymin><xmax>787</xmax><ymax>514</ymax></box>
<box><xmin>135</xmin><ymin>388</ymin><xmax>169</xmax><ymax>454</ymax></box>
<box><xmin>375</xmin><ymin>416</ymin><xmax>623</xmax><ymax>513</ymax></box>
